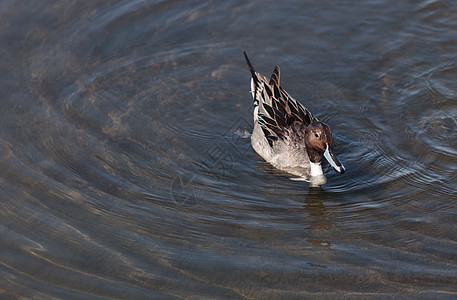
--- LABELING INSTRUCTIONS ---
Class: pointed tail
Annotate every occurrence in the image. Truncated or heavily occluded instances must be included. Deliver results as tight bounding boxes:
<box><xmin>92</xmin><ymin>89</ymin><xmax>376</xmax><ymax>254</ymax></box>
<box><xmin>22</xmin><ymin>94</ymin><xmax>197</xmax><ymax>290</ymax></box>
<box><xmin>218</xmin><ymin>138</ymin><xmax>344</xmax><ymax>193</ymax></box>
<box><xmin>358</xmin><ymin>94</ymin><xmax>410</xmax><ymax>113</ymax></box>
<box><xmin>243</xmin><ymin>51</ymin><xmax>259</xmax><ymax>106</ymax></box>
<box><xmin>244</xmin><ymin>51</ymin><xmax>257</xmax><ymax>80</ymax></box>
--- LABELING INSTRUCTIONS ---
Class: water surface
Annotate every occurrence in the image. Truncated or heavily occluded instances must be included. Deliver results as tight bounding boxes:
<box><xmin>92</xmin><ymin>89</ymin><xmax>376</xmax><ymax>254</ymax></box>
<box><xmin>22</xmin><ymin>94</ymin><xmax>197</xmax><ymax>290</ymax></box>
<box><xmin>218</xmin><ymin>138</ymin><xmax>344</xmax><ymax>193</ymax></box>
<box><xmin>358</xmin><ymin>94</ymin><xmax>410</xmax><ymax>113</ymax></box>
<box><xmin>0</xmin><ymin>0</ymin><xmax>456</xmax><ymax>298</ymax></box>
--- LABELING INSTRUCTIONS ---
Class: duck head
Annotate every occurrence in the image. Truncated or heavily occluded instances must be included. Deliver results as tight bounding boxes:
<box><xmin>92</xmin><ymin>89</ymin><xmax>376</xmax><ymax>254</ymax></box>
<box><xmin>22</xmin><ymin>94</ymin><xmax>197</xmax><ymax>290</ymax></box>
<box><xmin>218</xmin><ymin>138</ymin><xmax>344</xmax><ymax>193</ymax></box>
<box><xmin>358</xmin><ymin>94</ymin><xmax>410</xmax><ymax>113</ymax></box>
<box><xmin>305</xmin><ymin>121</ymin><xmax>345</xmax><ymax>175</ymax></box>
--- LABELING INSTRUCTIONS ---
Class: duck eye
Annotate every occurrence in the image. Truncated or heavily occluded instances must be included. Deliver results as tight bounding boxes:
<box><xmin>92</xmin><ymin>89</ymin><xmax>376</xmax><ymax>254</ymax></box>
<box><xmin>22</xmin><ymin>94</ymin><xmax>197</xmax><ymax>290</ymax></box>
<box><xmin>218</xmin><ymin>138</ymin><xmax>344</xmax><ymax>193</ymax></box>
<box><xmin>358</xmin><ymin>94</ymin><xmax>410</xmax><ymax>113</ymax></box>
<box><xmin>314</xmin><ymin>133</ymin><xmax>319</xmax><ymax>138</ymax></box>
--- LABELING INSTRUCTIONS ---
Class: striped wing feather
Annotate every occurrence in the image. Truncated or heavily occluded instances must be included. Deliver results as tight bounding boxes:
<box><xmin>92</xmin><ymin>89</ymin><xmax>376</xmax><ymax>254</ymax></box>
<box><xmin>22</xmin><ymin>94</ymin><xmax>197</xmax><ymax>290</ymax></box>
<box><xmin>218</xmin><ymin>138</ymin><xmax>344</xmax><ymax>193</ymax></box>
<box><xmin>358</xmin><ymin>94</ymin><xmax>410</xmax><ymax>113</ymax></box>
<box><xmin>256</xmin><ymin>70</ymin><xmax>317</xmax><ymax>146</ymax></box>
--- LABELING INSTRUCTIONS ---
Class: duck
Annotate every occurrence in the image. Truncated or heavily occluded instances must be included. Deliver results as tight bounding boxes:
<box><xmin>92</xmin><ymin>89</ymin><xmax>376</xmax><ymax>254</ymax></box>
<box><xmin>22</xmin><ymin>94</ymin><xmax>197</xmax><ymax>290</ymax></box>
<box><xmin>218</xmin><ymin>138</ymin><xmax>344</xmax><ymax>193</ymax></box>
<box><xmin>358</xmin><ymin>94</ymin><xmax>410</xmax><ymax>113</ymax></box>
<box><xmin>243</xmin><ymin>52</ymin><xmax>345</xmax><ymax>186</ymax></box>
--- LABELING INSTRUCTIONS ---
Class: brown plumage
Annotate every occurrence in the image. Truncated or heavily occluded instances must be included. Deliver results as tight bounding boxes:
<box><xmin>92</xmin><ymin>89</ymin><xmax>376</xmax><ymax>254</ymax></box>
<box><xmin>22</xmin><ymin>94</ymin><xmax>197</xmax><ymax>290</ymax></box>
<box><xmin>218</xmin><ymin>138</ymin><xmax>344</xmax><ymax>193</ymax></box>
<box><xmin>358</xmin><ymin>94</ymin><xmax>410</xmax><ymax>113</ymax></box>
<box><xmin>244</xmin><ymin>52</ymin><xmax>317</xmax><ymax>146</ymax></box>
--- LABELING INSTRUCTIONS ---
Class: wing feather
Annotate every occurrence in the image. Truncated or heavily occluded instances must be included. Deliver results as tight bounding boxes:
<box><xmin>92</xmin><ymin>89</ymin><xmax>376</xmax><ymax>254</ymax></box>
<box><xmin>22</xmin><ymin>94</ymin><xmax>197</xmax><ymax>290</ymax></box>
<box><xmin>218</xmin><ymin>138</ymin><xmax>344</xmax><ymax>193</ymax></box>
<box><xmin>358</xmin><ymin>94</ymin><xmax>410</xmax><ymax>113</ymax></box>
<box><xmin>246</xmin><ymin>54</ymin><xmax>317</xmax><ymax>148</ymax></box>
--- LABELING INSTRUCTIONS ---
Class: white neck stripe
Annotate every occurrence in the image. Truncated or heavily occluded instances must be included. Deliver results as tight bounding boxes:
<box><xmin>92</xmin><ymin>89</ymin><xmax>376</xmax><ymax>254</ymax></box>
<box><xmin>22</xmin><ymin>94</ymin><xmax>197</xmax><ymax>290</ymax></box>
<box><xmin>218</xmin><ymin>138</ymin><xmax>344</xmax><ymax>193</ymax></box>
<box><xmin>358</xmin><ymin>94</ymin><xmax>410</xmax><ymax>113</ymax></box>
<box><xmin>310</xmin><ymin>162</ymin><xmax>323</xmax><ymax>177</ymax></box>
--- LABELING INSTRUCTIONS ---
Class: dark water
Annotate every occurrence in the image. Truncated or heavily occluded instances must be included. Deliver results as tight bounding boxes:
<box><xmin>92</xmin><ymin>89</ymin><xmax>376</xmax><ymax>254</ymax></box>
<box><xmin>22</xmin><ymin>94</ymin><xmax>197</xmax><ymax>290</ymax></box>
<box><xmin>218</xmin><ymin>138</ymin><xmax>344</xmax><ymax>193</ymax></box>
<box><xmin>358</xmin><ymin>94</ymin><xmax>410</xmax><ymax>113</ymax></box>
<box><xmin>1</xmin><ymin>0</ymin><xmax>456</xmax><ymax>298</ymax></box>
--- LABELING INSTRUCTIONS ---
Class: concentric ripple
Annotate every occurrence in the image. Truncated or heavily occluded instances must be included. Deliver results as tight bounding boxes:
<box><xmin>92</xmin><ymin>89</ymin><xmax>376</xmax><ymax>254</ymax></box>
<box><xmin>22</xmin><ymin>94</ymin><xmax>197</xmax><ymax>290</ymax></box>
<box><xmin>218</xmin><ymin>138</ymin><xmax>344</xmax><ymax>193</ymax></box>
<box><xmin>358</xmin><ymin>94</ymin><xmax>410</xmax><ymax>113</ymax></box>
<box><xmin>0</xmin><ymin>0</ymin><xmax>456</xmax><ymax>298</ymax></box>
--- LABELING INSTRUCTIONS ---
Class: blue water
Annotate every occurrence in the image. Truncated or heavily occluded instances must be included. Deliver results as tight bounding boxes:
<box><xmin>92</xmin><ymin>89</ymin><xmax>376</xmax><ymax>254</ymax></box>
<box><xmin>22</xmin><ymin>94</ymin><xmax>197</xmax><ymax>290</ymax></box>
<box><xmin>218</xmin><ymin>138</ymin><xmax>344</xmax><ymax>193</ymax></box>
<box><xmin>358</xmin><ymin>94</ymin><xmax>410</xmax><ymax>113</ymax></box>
<box><xmin>0</xmin><ymin>0</ymin><xmax>456</xmax><ymax>298</ymax></box>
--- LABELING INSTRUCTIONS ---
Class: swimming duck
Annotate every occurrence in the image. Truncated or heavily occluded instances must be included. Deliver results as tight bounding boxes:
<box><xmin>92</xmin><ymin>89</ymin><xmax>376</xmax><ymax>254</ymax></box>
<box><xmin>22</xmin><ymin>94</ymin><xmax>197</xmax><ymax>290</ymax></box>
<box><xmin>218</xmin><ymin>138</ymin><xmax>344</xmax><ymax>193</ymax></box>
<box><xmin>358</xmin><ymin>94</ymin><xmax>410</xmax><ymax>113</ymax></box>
<box><xmin>243</xmin><ymin>52</ymin><xmax>345</xmax><ymax>186</ymax></box>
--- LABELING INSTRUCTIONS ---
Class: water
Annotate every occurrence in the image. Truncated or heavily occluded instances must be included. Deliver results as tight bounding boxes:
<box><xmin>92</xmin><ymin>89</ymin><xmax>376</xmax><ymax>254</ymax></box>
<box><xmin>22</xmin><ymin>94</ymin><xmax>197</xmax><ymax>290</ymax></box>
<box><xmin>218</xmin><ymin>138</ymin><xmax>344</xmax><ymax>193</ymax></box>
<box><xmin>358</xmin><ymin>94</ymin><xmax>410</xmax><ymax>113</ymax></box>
<box><xmin>1</xmin><ymin>0</ymin><xmax>456</xmax><ymax>298</ymax></box>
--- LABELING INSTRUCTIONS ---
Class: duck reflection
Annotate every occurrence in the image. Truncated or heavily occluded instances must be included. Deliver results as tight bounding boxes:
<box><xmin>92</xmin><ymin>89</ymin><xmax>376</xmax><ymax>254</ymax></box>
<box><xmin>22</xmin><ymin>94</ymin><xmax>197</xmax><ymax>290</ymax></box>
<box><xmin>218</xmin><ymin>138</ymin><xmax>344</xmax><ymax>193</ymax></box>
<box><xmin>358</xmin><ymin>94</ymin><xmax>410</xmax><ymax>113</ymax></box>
<box><xmin>304</xmin><ymin>186</ymin><xmax>332</xmax><ymax>248</ymax></box>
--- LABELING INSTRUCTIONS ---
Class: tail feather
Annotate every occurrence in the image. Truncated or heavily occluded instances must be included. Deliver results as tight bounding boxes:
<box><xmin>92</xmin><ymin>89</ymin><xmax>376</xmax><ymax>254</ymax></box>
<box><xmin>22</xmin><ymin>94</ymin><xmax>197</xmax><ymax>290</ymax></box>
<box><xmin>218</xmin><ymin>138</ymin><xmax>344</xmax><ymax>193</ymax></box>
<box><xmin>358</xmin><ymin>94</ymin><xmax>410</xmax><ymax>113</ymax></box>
<box><xmin>243</xmin><ymin>51</ymin><xmax>259</xmax><ymax>107</ymax></box>
<box><xmin>243</xmin><ymin>51</ymin><xmax>257</xmax><ymax>80</ymax></box>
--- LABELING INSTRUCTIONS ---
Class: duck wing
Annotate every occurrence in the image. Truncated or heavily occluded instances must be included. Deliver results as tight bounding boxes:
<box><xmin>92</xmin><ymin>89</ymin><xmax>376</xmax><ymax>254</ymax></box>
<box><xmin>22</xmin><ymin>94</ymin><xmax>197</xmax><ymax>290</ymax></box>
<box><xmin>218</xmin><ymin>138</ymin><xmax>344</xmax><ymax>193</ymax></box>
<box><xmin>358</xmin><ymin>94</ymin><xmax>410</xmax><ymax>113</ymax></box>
<box><xmin>243</xmin><ymin>52</ymin><xmax>317</xmax><ymax>147</ymax></box>
<box><xmin>257</xmin><ymin>70</ymin><xmax>317</xmax><ymax>147</ymax></box>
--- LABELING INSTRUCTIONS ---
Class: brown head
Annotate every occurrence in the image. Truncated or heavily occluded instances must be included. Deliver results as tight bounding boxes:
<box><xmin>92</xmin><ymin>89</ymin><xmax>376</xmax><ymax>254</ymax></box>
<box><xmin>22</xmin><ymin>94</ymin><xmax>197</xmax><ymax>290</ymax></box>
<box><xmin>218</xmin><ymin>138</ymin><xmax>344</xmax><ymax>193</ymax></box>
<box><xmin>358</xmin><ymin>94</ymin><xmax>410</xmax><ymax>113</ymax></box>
<box><xmin>305</xmin><ymin>121</ymin><xmax>345</xmax><ymax>174</ymax></box>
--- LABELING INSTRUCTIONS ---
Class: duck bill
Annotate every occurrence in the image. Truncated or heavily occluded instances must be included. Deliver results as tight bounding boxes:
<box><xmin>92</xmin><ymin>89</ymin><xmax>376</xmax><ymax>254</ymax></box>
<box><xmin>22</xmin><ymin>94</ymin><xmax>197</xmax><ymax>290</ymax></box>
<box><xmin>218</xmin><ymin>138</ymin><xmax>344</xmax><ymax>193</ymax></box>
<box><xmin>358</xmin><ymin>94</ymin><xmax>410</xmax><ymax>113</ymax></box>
<box><xmin>323</xmin><ymin>144</ymin><xmax>345</xmax><ymax>174</ymax></box>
